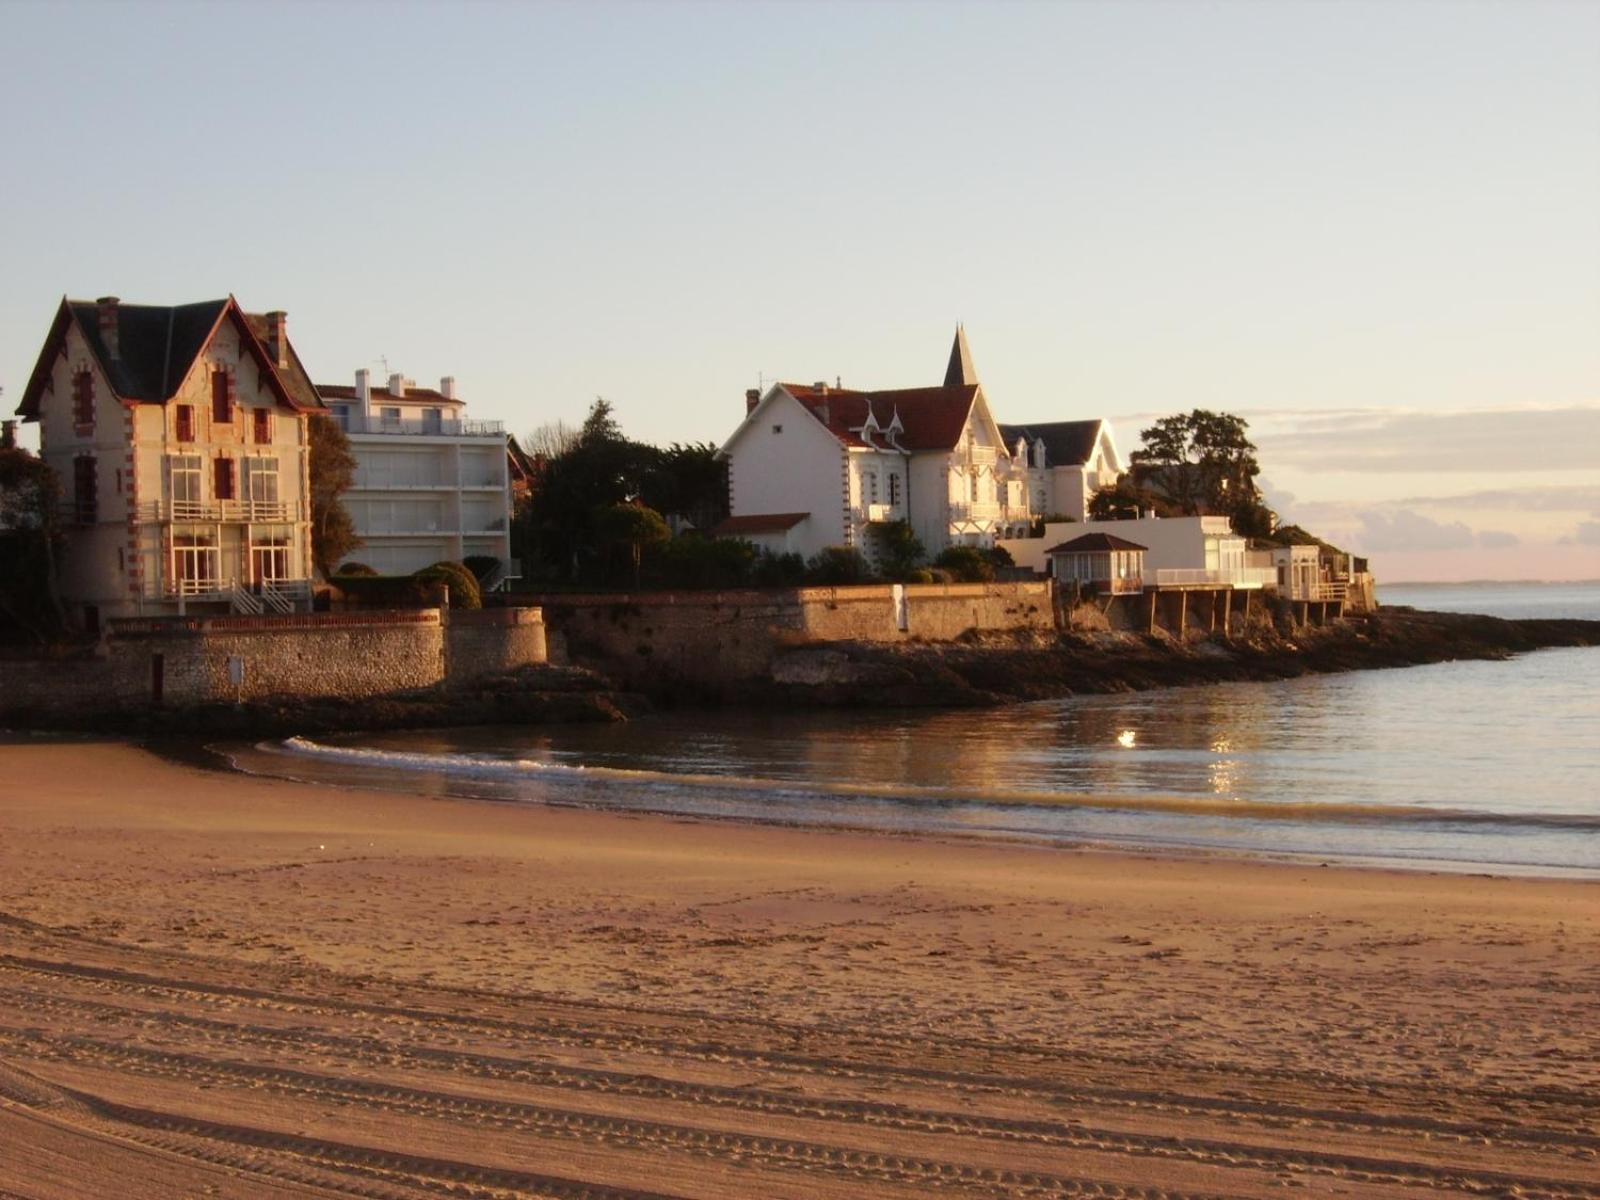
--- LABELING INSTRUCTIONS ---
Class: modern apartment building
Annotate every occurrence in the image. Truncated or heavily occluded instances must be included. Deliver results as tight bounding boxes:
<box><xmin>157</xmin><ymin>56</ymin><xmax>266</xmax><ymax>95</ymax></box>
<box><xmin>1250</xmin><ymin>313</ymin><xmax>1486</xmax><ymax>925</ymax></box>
<box><xmin>317</xmin><ymin>370</ymin><xmax>511</xmax><ymax>578</ymax></box>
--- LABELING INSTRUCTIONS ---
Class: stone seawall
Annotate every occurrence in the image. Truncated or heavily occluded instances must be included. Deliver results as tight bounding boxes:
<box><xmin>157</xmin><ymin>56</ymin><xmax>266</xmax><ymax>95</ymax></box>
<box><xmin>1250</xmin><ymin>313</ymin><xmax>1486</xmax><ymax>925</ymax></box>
<box><xmin>526</xmin><ymin>582</ymin><xmax>1053</xmax><ymax>697</ymax></box>
<box><xmin>0</xmin><ymin>607</ymin><xmax>547</xmax><ymax>722</ymax></box>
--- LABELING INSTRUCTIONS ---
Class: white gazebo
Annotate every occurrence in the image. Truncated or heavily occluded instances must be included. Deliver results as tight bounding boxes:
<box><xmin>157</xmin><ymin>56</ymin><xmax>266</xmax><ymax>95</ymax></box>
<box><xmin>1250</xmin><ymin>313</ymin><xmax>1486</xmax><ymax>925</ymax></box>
<box><xmin>1046</xmin><ymin>532</ymin><xmax>1147</xmax><ymax>594</ymax></box>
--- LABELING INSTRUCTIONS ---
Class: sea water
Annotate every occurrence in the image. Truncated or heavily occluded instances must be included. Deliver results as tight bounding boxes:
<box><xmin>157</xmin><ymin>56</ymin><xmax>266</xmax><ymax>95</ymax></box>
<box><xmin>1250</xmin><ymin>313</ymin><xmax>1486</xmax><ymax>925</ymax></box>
<box><xmin>232</xmin><ymin>582</ymin><xmax>1600</xmax><ymax>877</ymax></box>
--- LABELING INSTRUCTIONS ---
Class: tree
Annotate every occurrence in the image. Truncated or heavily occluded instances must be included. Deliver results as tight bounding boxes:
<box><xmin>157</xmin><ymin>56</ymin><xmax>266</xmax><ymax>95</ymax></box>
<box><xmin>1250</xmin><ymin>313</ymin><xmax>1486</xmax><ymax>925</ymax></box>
<box><xmin>933</xmin><ymin>545</ymin><xmax>995</xmax><ymax>583</ymax></box>
<box><xmin>1126</xmin><ymin>408</ymin><xmax>1265</xmax><ymax>528</ymax></box>
<box><xmin>413</xmin><ymin>560</ymin><xmax>481</xmax><ymax>609</ymax></box>
<box><xmin>308</xmin><ymin>415</ymin><xmax>361</xmax><ymax>577</ymax></box>
<box><xmin>523</xmin><ymin>419</ymin><xmax>579</xmax><ymax>460</ymax></box>
<box><xmin>640</xmin><ymin>442</ymin><xmax>728</xmax><ymax>533</ymax></box>
<box><xmin>804</xmin><ymin>546</ymin><xmax>872</xmax><ymax>585</ymax></box>
<box><xmin>871</xmin><ymin>520</ymin><xmax>925</xmax><ymax>580</ymax></box>
<box><xmin>0</xmin><ymin>448</ymin><xmax>65</xmax><ymax>642</ymax></box>
<box><xmin>595</xmin><ymin>502</ymin><xmax>670</xmax><ymax>589</ymax></box>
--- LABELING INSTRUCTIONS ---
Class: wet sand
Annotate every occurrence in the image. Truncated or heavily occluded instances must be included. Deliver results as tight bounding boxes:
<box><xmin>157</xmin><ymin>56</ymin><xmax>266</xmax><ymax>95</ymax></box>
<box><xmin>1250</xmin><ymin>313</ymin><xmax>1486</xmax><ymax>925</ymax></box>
<box><xmin>0</xmin><ymin>738</ymin><xmax>1596</xmax><ymax>1198</ymax></box>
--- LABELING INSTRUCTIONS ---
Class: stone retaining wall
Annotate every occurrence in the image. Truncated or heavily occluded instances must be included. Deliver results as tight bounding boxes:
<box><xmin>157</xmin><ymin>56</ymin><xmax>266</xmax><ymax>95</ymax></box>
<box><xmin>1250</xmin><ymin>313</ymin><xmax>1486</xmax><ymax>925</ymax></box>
<box><xmin>0</xmin><ymin>607</ymin><xmax>546</xmax><ymax>722</ymax></box>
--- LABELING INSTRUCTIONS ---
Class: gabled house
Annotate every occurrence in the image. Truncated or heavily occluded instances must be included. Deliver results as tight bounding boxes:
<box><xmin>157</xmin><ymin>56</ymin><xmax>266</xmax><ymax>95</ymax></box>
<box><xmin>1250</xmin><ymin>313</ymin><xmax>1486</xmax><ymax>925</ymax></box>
<box><xmin>316</xmin><ymin>370</ymin><xmax>512</xmax><ymax>578</ymax></box>
<box><xmin>714</xmin><ymin>329</ymin><xmax>1031</xmax><ymax>565</ymax></box>
<box><xmin>14</xmin><ymin>295</ymin><xmax>324</xmax><ymax>624</ymax></box>
<box><xmin>998</xmin><ymin>418</ymin><xmax>1123</xmax><ymax>523</ymax></box>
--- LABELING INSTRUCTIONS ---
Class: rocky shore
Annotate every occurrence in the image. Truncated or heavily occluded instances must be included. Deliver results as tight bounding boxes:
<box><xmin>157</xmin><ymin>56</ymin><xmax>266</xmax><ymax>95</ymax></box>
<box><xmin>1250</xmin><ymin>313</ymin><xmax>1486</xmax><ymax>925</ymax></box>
<box><xmin>752</xmin><ymin>606</ymin><xmax>1600</xmax><ymax>709</ymax></box>
<box><xmin>10</xmin><ymin>663</ymin><xmax>644</xmax><ymax>738</ymax></box>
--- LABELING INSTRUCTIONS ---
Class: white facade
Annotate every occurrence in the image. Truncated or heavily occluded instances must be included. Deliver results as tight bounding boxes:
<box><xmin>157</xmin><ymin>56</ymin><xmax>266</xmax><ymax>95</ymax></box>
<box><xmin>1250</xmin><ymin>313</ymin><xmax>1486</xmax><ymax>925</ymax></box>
<box><xmin>1001</xmin><ymin>420</ymin><xmax>1124</xmax><ymax>524</ymax></box>
<box><xmin>320</xmin><ymin>371</ymin><xmax>512</xmax><ymax>578</ymax></box>
<box><xmin>1002</xmin><ymin>515</ymin><xmax>1272</xmax><ymax>587</ymax></box>
<box><xmin>719</xmin><ymin>382</ymin><xmax>1032</xmax><ymax>567</ymax></box>
<box><xmin>17</xmin><ymin>298</ymin><xmax>318</xmax><ymax>623</ymax></box>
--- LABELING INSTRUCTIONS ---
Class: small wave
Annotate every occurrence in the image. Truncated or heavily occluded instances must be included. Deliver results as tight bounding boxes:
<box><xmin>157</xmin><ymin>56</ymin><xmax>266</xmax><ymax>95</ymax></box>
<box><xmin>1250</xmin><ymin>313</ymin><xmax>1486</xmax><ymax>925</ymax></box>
<box><xmin>272</xmin><ymin>737</ymin><xmax>1600</xmax><ymax>832</ymax></box>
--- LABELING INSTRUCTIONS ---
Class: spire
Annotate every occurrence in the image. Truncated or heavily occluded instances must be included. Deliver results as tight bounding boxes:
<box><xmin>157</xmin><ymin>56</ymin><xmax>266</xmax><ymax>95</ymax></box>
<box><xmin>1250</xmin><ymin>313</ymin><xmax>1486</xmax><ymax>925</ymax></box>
<box><xmin>943</xmin><ymin>323</ymin><xmax>978</xmax><ymax>387</ymax></box>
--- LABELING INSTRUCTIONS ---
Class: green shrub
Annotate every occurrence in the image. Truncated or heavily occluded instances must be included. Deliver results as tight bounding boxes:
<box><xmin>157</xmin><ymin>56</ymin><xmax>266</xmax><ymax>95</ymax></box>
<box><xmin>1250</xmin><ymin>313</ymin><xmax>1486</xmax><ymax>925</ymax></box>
<box><xmin>906</xmin><ymin>568</ymin><xmax>935</xmax><ymax>584</ymax></box>
<box><xmin>805</xmin><ymin>545</ymin><xmax>873</xmax><ymax>585</ymax></box>
<box><xmin>752</xmin><ymin>550</ymin><xmax>806</xmax><ymax>587</ymax></box>
<box><xmin>332</xmin><ymin>574</ymin><xmax>431</xmax><ymax>608</ymax></box>
<box><xmin>334</xmin><ymin>561</ymin><xmax>378</xmax><ymax>577</ymax></box>
<box><xmin>412</xmin><ymin>561</ymin><xmax>482</xmax><ymax>609</ymax></box>
<box><xmin>654</xmin><ymin>536</ymin><xmax>758</xmax><ymax>589</ymax></box>
<box><xmin>933</xmin><ymin>546</ymin><xmax>995</xmax><ymax>583</ymax></box>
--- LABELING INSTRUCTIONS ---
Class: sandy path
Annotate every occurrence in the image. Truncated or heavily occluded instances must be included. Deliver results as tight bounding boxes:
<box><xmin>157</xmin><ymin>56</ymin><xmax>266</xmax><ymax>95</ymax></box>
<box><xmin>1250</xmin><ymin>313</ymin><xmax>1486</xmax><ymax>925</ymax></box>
<box><xmin>0</xmin><ymin>738</ymin><xmax>1596</xmax><ymax>1198</ymax></box>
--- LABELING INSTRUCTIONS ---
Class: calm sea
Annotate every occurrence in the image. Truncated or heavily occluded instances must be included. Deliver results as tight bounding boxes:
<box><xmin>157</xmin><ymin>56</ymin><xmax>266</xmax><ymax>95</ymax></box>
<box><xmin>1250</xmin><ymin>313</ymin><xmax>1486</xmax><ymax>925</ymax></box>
<box><xmin>232</xmin><ymin>581</ymin><xmax>1600</xmax><ymax>878</ymax></box>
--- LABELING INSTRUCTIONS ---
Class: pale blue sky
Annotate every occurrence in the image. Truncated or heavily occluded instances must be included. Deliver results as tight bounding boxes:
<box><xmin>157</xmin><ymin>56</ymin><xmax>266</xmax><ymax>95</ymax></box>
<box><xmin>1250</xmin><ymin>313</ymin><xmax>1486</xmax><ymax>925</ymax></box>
<box><xmin>3</xmin><ymin>0</ymin><xmax>1596</xmax><ymax>579</ymax></box>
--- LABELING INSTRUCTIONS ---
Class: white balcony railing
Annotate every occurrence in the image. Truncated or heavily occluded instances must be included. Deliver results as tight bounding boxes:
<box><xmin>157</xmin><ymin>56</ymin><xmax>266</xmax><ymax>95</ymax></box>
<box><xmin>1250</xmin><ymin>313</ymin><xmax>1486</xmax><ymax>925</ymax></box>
<box><xmin>343</xmin><ymin>416</ymin><xmax>505</xmax><ymax>438</ymax></box>
<box><xmin>141</xmin><ymin>499</ymin><xmax>298</xmax><ymax>523</ymax></box>
<box><xmin>966</xmin><ymin>445</ymin><xmax>997</xmax><ymax>467</ymax></box>
<box><xmin>1155</xmin><ymin>567</ymin><xmax>1278</xmax><ymax>589</ymax></box>
<box><xmin>863</xmin><ymin>503</ymin><xmax>905</xmax><ymax>522</ymax></box>
<box><xmin>949</xmin><ymin>500</ymin><xmax>1002</xmax><ymax>522</ymax></box>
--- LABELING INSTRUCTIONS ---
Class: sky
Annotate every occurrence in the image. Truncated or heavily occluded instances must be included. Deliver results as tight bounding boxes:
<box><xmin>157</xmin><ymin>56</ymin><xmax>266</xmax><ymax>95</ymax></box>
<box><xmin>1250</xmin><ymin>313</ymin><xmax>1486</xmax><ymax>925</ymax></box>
<box><xmin>2</xmin><ymin>0</ymin><xmax>1595</xmax><ymax>582</ymax></box>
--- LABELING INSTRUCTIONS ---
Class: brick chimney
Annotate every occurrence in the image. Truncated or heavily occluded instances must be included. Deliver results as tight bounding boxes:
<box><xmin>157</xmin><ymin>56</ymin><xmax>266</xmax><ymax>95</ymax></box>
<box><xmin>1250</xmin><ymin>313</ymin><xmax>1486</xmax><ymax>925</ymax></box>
<box><xmin>0</xmin><ymin>420</ymin><xmax>16</xmax><ymax>451</ymax></box>
<box><xmin>264</xmin><ymin>311</ymin><xmax>289</xmax><ymax>369</ymax></box>
<box><xmin>745</xmin><ymin>388</ymin><xmax>760</xmax><ymax>414</ymax></box>
<box><xmin>96</xmin><ymin>296</ymin><xmax>121</xmax><ymax>360</ymax></box>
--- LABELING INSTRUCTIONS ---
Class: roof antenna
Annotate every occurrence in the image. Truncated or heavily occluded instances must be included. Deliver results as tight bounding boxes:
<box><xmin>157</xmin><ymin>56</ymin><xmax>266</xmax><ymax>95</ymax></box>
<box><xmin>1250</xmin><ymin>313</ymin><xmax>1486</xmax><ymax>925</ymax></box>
<box><xmin>375</xmin><ymin>355</ymin><xmax>390</xmax><ymax>377</ymax></box>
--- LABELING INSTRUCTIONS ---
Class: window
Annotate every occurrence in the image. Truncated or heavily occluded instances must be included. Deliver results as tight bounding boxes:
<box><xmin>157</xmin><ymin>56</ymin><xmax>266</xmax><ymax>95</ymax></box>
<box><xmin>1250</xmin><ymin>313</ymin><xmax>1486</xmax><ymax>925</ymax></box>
<box><xmin>381</xmin><ymin>406</ymin><xmax>401</xmax><ymax>428</ymax></box>
<box><xmin>73</xmin><ymin>456</ymin><xmax>97</xmax><ymax>524</ymax></box>
<box><xmin>72</xmin><ymin>370</ymin><xmax>95</xmax><ymax>431</ymax></box>
<box><xmin>332</xmin><ymin>404</ymin><xmax>350</xmax><ymax>431</ymax></box>
<box><xmin>250</xmin><ymin>533</ymin><xmax>291</xmax><ymax>585</ymax></box>
<box><xmin>172</xmin><ymin>532</ymin><xmax>218</xmax><ymax>594</ymax></box>
<box><xmin>771</xmin><ymin>424</ymin><xmax>783</xmax><ymax>434</ymax></box>
<box><xmin>888</xmin><ymin>473</ymin><xmax>901</xmax><ymax>505</ymax></box>
<box><xmin>169</xmin><ymin>455</ymin><xmax>202</xmax><ymax>510</ymax></box>
<box><xmin>213</xmin><ymin>457</ymin><xmax>236</xmax><ymax>501</ymax></box>
<box><xmin>211</xmin><ymin>370</ymin><xmax>233</xmax><ymax>425</ymax></box>
<box><xmin>970</xmin><ymin>472</ymin><xmax>980</xmax><ymax>503</ymax></box>
<box><xmin>866</xmin><ymin>472</ymin><xmax>879</xmax><ymax>503</ymax></box>
<box><xmin>423</xmin><ymin>407</ymin><xmax>442</xmax><ymax>433</ymax></box>
<box><xmin>176</xmin><ymin>405</ymin><xmax>195</xmax><ymax>443</ymax></box>
<box><xmin>246</xmin><ymin>456</ymin><xmax>279</xmax><ymax>505</ymax></box>
<box><xmin>253</xmin><ymin>408</ymin><xmax>272</xmax><ymax>444</ymax></box>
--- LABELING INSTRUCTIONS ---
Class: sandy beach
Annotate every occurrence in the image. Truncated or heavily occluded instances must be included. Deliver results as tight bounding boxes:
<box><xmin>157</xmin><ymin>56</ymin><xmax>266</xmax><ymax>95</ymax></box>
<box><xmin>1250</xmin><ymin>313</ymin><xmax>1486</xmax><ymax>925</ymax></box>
<box><xmin>0</xmin><ymin>738</ymin><xmax>1596</xmax><ymax>1198</ymax></box>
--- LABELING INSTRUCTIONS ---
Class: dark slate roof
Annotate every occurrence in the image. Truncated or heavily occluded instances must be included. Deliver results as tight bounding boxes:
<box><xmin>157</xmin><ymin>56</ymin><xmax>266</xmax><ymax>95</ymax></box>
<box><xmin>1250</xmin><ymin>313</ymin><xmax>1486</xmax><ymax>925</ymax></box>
<box><xmin>944</xmin><ymin>325</ymin><xmax>978</xmax><ymax>387</ymax></box>
<box><xmin>1046</xmin><ymin>532</ymin><xmax>1147</xmax><ymax>554</ymax></box>
<box><xmin>999</xmin><ymin>419</ymin><xmax>1104</xmax><ymax>468</ymax></box>
<box><xmin>15</xmin><ymin>296</ymin><xmax>321</xmax><ymax>419</ymax></box>
<box><xmin>713</xmin><ymin>512</ymin><xmax>809</xmax><ymax>535</ymax></box>
<box><xmin>782</xmin><ymin>383</ymin><xmax>980</xmax><ymax>452</ymax></box>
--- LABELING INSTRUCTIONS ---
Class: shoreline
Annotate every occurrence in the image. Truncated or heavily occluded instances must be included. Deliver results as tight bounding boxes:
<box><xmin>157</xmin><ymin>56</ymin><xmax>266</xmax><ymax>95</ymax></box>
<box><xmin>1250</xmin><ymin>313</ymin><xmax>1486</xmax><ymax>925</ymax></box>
<box><xmin>1</xmin><ymin>739</ymin><xmax>1596</xmax><ymax>1197</ymax></box>
<box><xmin>217</xmin><ymin>731</ymin><xmax>1600</xmax><ymax>883</ymax></box>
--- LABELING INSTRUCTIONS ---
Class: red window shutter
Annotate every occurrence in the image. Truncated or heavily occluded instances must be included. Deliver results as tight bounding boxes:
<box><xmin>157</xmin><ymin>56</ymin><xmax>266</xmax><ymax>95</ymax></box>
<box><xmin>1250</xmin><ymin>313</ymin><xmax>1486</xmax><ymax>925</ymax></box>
<box><xmin>214</xmin><ymin>458</ymin><xmax>235</xmax><ymax>500</ymax></box>
<box><xmin>253</xmin><ymin>408</ymin><xmax>270</xmax><ymax>444</ymax></box>
<box><xmin>176</xmin><ymin>405</ymin><xmax>194</xmax><ymax>442</ymax></box>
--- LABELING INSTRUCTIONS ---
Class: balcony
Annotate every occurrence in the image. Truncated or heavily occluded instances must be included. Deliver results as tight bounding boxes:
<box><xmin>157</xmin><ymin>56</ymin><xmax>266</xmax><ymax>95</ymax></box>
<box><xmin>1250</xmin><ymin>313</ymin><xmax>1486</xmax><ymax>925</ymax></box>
<box><xmin>343</xmin><ymin>416</ymin><xmax>505</xmax><ymax>439</ymax></box>
<box><xmin>948</xmin><ymin>500</ymin><xmax>1002</xmax><ymax>522</ymax></box>
<box><xmin>1154</xmin><ymin>567</ymin><xmax>1277</xmax><ymax>590</ymax></box>
<box><xmin>966</xmin><ymin>445</ymin><xmax>997</xmax><ymax>467</ymax></box>
<box><xmin>140</xmin><ymin>499</ymin><xmax>298</xmax><ymax>523</ymax></box>
<box><xmin>863</xmin><ymin>502</ymin><xmax>905</xmax><ymax>523</ymax></box>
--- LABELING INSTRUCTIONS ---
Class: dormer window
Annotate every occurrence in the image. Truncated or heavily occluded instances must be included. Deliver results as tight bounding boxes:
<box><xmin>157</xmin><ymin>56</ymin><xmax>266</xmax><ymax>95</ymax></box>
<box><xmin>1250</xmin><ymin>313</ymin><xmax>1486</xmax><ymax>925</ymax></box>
<box><xmin>211</xmin><ymin>370</ymin><xmax>234</xmax><ymax>425</ymax></box>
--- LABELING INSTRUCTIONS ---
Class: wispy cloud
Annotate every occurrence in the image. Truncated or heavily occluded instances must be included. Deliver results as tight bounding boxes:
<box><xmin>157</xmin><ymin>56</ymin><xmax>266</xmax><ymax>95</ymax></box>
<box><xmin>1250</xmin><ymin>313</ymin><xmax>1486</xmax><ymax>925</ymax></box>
<box><xmin>1391</xmin><ymin>485</ymin><xmax>1600</xmax><ymax>512</ymax></box>
<box><xmin>1253</xmin><ymin>406</ymin><xmax>1600</xmax><ymax>473</ymax></box>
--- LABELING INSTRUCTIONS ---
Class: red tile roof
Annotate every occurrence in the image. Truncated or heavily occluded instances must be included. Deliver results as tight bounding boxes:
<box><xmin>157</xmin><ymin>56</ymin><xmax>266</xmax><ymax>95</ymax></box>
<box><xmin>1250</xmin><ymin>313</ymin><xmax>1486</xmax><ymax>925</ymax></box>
<box><xmin>712</xmin><ymin>512</ymin><xmax>810</xmax><ymax>535</ymax></box>
<box><xmin>781</xmin><ymin>383</ymin><xmax>979</xmax><ymax>451</ymax></box>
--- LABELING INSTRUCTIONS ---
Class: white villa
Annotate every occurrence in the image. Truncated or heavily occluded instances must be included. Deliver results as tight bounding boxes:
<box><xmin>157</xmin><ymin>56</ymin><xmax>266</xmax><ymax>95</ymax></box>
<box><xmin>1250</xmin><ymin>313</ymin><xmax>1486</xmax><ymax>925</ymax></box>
<box><xmin>317</xmin><ymin>370</ymin><xmax>512</xmax><ymax>579</ymax></box>
<box><xmin>997</xmin><ymin>419</ymin><xmax>1123</xmax><ymax>524</ymax></box>
<box><xmin>15</xmin><ymin>295</ymin><xmax>323</xmax><ymax>625</ymax></box>
<box><xmin>715</xmin><ymin>329</ymin><xmax>1034</xmax><ymax>565</ymax></box>
<box><xmin>1001</xmin><ymin>514</ymin><xmax>1275</xmax><ymax>589</ymax></box>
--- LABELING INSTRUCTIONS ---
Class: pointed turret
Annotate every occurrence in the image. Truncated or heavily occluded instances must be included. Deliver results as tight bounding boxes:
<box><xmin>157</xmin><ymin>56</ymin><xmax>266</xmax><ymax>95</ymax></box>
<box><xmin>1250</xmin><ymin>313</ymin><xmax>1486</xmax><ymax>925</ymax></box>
<box><xmin>943</xmin><ymin>324</ymin><xmax>978</xmax><ymax>387</ymax></box>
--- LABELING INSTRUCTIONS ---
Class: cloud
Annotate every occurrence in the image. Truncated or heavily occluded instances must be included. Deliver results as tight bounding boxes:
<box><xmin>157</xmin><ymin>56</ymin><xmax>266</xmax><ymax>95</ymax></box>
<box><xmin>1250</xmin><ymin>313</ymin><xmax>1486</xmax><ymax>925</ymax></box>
<box><xmin>1355</xmin><ymin>509</ymin><xmax>1475</xmax><ymax>552</ymax></box>
<box><xmin>1252</xmin><ymin>406</ymin><xmax>1600</xmax><ymax>474</ymax></box>
<box><xmin>1476</xmin><ymin>530</ymin><xmax>1520</xmax><ymax>549</ymax></box>
<box><xmin>1393</xmin><ymin>485</ymin><xmax>1600</xmax><ymax>513</ymax></box>
<box><xmin>1574</xmin><ymin>521</ymin><xmax>1600</xmax><ymax>547</ymax></box>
